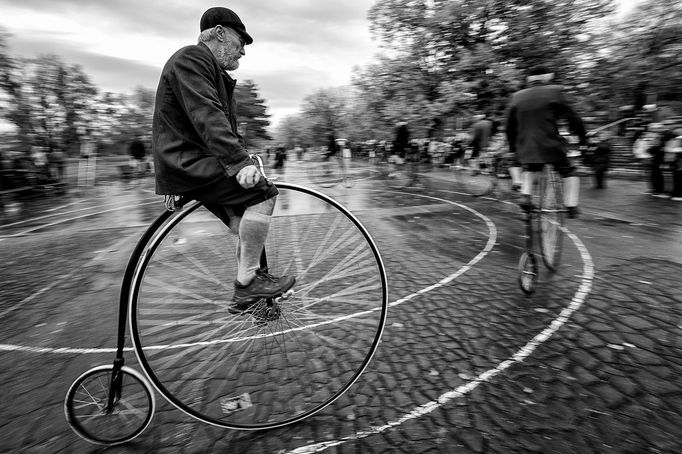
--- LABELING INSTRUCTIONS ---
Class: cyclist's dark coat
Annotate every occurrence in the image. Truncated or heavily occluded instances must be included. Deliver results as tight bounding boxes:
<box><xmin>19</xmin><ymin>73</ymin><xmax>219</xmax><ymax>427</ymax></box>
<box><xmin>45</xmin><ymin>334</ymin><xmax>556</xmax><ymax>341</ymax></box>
<box><xmin>469</xmin><ymin>118</ymin><xmax>493</xmax><ymax>154</ymax></box>
<box><xmin>505</xmin><ymin>83</ymin><xmax>586</xmax><ymax>164</ymax></box>
<box><xmin>152</xmin><ymin>42</ymin><xmax>251</xmax><ymax>195</ymax></box>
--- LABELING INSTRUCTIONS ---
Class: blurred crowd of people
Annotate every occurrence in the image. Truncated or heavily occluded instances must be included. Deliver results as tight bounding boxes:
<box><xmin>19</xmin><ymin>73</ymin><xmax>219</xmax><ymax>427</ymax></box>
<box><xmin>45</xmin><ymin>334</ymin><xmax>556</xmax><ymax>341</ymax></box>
<box><xmin>633</xmin><ymin>120</ymin><xmax>682</xmax><ymax>201</ymax></box>
<box><xmin>261</xmin><ymin>111</ymin><xmax>682</xmax><ymax>205</ymax></box>
<box><xmin>0</xmin><ymin>144</ymin><xmax>66</xmax><ymax>194</ymax></box>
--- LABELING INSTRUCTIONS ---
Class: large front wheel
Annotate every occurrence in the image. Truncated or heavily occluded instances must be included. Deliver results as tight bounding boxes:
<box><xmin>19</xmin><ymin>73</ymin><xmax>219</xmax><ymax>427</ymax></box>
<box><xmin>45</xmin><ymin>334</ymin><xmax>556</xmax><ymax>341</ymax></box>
<box><xmin>518</xmin><ymin>251</ymin><xmax>538</xmax><ymax>295</ymax></box>
<box><xmin>538</xmin><ymin>167</ymin><xmax>565</xmax><ymax>272</ymax></box>
<box><xmin>129</xmin><ymin>183</ymin><xmax>388</xmax><ymax>430</ymax></box>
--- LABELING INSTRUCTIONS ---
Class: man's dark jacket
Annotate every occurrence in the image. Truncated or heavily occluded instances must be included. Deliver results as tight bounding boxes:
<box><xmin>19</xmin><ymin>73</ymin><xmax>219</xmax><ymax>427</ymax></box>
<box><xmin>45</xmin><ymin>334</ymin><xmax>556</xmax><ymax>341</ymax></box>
<box><xmin>506</xmin><ymin>84</ymin><xmax>586</xmax><ymax>164</ymax></box>
<box><xmin>152</xmin><ymin>42</ymin><xmax>250</xmax><ymax>194</ymax></box>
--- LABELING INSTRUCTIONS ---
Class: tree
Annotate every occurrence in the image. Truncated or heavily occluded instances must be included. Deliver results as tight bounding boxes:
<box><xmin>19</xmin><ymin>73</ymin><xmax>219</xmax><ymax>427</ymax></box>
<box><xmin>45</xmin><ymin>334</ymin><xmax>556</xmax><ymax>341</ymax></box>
<box><xmin>300</xmin><ymin>88</ymin><xmax>349</xmax><ymax>145</ymax></box>
<box><xmin>3</xmin><ymin>55</ymin><xmax>99</xmax><ymax>153</ymax></box>
<box><xmin>359</xmin><ymin>0</ymin><xmax>616</xmax><ymax>135</ymax></box>
<box><xmin>579</xmin><ymin>0</ymin><xmax>681</xmax><ymax>113</ymax></box>
<box><xmin>274</xmin><ymin>113</ymin><xmax>315</xmax><ymax>149</ymax></box>
<box><xmin>234</xmin><ymin>80</ymin><xmax>271</xmax><ymax>146</ymax></box>
<box><xmin>0</xmin><ymin>28</ymin><xmax>19</xmax><ymax>101</ymax></box>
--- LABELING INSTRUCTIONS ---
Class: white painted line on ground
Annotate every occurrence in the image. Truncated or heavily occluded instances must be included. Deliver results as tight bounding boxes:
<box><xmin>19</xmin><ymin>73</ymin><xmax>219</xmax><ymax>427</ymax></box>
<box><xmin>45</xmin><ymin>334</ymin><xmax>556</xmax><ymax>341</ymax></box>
<box><xmin>0</xmin><ymin>191</ymin><xmax>593</xmax><ymax>454</ymax></box>
<box><xmin>0</xmin><ymin>200</ymin><xmax>160</xmax><ymax>238</ymax></box>
<box><xmin>286</xmin><ymin>223</ymin><xmax>594</xmax><ymax>454</ymax></box>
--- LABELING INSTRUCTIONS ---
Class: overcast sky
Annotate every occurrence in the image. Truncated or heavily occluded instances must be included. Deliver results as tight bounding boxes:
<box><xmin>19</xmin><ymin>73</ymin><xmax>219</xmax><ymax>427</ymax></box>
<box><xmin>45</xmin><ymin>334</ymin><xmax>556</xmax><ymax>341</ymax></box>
<box><xmin>0</xmin><ymin>0</ymin><xmax>383</xmax><ymax>128</ymax></box>
<box><xmin>1</xmin><ymin>1</ymin><xmax>639</xmax><ymax>131</ymax></box>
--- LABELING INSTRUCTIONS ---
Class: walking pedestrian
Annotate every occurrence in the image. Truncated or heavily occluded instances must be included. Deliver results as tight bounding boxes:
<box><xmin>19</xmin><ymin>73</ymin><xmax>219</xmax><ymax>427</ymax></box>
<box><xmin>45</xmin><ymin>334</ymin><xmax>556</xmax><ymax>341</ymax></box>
<box><xmin>393</xmin><ymin>121</ymin><xmax>410</xmax><ymax>160</ymax></box>
<box><xmin>664</xmin><ymin>128</ymin><xmax>682</xmax><ymax>201</ymax></box>
<box><xmin>648</xmin><ymin>123</ymin><xmax>674</xmax><ymax>198</ymax></box>
<box><xmin>588</xmin><ymin>130</ymin><xmax>611</xmax><ymax>189</ymax></box>
<box><xmin>469</xmin><ymin>112</ymin><xmax>493</xmax><ymax>164</ymax></box>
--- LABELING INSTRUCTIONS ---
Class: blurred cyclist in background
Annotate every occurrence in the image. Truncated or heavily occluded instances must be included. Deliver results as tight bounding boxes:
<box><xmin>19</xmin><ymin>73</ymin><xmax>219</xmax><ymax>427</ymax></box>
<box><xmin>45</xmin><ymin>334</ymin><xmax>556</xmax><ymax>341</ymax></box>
<box><xmin>505</xmin><ymin>65</ymin><xmax>587</xmax><ymax>218</ymax></box>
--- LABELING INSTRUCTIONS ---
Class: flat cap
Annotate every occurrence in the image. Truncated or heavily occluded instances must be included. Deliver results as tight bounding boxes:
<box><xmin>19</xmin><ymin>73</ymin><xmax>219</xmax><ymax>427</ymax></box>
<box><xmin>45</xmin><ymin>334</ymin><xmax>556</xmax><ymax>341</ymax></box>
<box><xmin>200</xmin><ymin>7</ymin><xmax>253</xmax><ymax>45</ymax></box>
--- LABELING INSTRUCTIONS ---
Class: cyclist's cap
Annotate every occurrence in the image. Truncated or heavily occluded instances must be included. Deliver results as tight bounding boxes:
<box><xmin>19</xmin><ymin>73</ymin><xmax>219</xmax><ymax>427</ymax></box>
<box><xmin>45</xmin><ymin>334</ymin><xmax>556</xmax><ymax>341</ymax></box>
<box><xmin>200</xmin><ymin>7</ymin><xmax>253</xmax><ymax>45</ymax></box>
<box><xmin>527</xmin><ymin>65</ymin><xmax>554</xmax><ymax>83</ymax></box>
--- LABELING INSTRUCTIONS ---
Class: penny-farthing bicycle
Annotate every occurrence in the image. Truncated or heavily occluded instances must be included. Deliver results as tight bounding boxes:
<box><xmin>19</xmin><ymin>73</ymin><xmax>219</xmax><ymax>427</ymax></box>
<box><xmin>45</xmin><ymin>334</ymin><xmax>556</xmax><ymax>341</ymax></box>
<box><xmin>518</xmin><ymin>164</ymin><xmax>565</xmax><ymax>294</ymax></box>
<box><xmin>64</xmin><ymin>157</ymin><xmax>388</xmax><ymax>445</ymax></box>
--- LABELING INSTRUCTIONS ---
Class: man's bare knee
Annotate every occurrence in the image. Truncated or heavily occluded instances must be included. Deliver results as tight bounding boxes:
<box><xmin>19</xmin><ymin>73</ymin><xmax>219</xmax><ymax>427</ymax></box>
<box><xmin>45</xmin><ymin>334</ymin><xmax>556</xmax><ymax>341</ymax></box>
<box><xmin>245</xmin><ymin>196</ymin><xmax>276</xmax><ymax>216</ymax></box>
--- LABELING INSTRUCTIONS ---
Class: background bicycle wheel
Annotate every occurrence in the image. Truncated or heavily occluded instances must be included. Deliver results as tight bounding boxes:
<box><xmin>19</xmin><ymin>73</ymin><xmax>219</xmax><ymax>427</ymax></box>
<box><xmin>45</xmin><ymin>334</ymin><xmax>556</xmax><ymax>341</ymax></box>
<box><xmin>308</xmin><ymin>158</ymin><xmax>343</xmax><ymax>187</ymax></box>
<box><xmin>453</xmin><ymin>159</ymin><xmax>492</xmax><ymax>196</ymax></box>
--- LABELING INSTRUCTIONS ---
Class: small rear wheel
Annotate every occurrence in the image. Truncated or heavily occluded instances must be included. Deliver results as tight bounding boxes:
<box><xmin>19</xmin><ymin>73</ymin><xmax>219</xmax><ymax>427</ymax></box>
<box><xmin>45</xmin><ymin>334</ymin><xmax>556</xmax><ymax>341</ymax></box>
<box><xmin>64</xmin><ymin>365</ymin><xmax>155</xmax><ymax>445</ymax></box>
<box><xmin>518</xmin><ymin>251</ymin><xmax>538</xmax><ymax>295</ymax></box>
<box><xmin>492</xmin><ymin>157</ymin><xmax>513</xmax><ymax>198</ymax></box>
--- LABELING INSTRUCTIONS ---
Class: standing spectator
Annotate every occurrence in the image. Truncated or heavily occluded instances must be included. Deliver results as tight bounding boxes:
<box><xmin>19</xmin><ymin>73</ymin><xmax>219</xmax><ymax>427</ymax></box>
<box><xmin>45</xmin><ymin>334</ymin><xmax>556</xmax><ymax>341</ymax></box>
<box><xmin>78</xmin><ymin>128</ymin><xmax>97</xmax><ymax>187</ymax></box>
<box><xmin>293</xmin><ymin>142</ymin><xmax>303</xmax><ymax>162</ymax></box>
<box><xmin>273</xmin><ymin>143</ymin><xmax>287</xmax><ymax>170</ymax></box>
<box><xmin>393</xmin><ymin>121</ymin><xmax>410</xmax><ymax>159</ymax></box>
<box><xmin>129</xmin><ymin>138</ymin><xmax>148</xmax><ymax>174</ymax></box>
<box><xmin>632</xmin><ymin>127</ymin><xmax>655</xmax><ymax>193</ymax></box>
<box><xmin>664</xmin><ymin>128</ymin><xmax>682</xmax><ymax>201</ymax></box>
<box><xmin>48</xmin><ymin>148</ymin><xmax>66</xmax><ymax>182</ymax></box>
<box><xmin>589</xmin><ymin>130</ymin><xmax>611</xmax><ymax>189</ymax></box>
<box><xmin>469</xmin><ymin>112</ymin><xmax>493</xmax><ymax>162</ymax></box>
<box><xmin>648</xmin><ymin>123</ymin><xmax>674</xmax><ymax>198</ymax></box>
<box><xmin>324</xmin><ymin>133</ymin><xmax>338</xmax><ymax>160</ymax></box>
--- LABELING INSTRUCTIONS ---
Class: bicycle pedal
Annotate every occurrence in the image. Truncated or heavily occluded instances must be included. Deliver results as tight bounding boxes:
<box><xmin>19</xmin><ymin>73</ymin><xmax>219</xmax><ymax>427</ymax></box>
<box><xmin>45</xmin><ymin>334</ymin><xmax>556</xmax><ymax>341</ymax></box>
<box><xmin>276</xmin><ymin>289</ymin><xmax>295</xmax><ymax>301</ymax></box>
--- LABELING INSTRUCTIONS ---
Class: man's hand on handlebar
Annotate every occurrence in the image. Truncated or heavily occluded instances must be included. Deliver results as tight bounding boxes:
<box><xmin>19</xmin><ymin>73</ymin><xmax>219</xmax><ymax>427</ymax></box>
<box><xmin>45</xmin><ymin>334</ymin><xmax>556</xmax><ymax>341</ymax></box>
<box><xmin>236</xmin><ymin>164</ymin><xmax>262</xmax><ymax>188</ymax></box>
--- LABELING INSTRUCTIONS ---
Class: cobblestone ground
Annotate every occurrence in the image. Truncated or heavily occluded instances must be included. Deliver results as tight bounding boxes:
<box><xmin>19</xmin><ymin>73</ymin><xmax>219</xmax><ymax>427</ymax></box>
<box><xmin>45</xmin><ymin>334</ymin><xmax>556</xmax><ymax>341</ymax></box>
<box><xmin>0</xmin><ymin>171</ymin><xmax>680</xmax><ymax>453</ymax></box>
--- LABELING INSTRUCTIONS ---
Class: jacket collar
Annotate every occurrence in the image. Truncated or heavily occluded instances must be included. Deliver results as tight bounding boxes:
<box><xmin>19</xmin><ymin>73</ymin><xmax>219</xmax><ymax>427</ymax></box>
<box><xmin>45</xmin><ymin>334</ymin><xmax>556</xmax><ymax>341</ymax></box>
<box><xmin>197</xmin><ymin>42</ymin><xmax>236</xmax><ymax>84</ymax></box>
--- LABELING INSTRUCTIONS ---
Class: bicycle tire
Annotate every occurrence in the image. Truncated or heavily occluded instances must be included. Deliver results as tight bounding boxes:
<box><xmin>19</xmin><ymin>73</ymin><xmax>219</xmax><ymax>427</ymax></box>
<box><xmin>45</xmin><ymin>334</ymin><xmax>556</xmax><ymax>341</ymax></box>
<box><xmin>129</xmin><ymin>183</ymin><xmax>388</xmax><ymax>430</ymax></box>
<box><xmin>64</xmin><ymin>365</ymin><xmax>155</xmax><ymax>445</ymax></box>
<box><xmin>308</xmin><ymin>158</ymin><xmax>342</xmax><ymax>187</ymax></box>
<box><xmin>492</xmin><ymin>157</ymin><xmax>513</xmax><ymax>198</ymax></box>
<box><xmin>538</xmin><ymin>166</ymin><xmax>565</xmax><ymax>272</ymax></box>
<box><xmin>518</xmin><ymin>251</ymin><xmax>538</xmax><ymax>295</ymax></box>
<box><xmin>384</xmin><ymin>163</ymin><xmax>411</xmax><ymax>189</ymax></box>
<box><xmin>453</xmin><ymin>159</ymin><xmax>493</xmax><ymax>196</ymax></box>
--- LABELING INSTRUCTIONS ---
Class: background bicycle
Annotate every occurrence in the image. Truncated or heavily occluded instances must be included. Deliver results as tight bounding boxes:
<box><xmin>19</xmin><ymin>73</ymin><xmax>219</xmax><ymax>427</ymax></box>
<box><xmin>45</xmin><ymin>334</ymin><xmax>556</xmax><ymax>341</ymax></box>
<box><xmin>518</xmin><ymin>164</ymin><xmax>566</xmax><ymax>294</ymax></box>
<box><xmin>372</xmin><ymin>152</ymin><xmax>430</xmax><ymax>190</ymax></box>
<box><xmin>306</xmin><ymin>148</ymin><xmax>356</xmax><ymax>188</ymax></box>
<box><xmin>453</xmin><ymin>149</ymin><xmax>519</xmax><ymax>198</ymax></box>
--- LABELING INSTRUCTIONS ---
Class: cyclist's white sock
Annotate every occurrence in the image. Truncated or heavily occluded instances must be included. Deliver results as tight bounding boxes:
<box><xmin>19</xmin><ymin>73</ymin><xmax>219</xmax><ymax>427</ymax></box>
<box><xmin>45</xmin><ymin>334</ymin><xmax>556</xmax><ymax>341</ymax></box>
<box><xmin>237</xmin><ymin>198</ymin><xmax>276</xmax><ymax>285</ymax></box>
<box><xmin>521</xmin><ymin>171</ymin><xmax>538</xmax><ymax>196</ymax></box>
<box><xmin>563</xmin><ymin>176</ymin><xmax>580</xmax><ymax>208</ymax></box>
<box><xmin>509</xmin><ymin>166</ymin><xmax>523</xmax><ymax>186</ymax></box>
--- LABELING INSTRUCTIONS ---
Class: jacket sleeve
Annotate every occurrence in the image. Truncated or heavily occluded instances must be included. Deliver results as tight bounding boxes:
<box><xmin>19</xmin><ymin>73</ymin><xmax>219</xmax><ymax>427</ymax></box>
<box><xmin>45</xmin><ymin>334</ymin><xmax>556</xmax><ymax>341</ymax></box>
<box><xmin>169</xmin><ymin>48</ymin><xmax>250</xmax><ymax>177</ymax></box>
<box><xmin>557</xmin><ymin>90</ymin><xmax>587</xmax><ymax>146</ymax></box>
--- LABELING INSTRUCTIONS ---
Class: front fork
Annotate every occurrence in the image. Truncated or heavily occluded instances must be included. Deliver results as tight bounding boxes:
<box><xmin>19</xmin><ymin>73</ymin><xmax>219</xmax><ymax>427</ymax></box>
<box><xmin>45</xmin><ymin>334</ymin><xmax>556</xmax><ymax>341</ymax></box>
<box><xmin>106</xmin><ymin>357</ymin><xmax>125</xmax><ymax>413</ymax></box>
